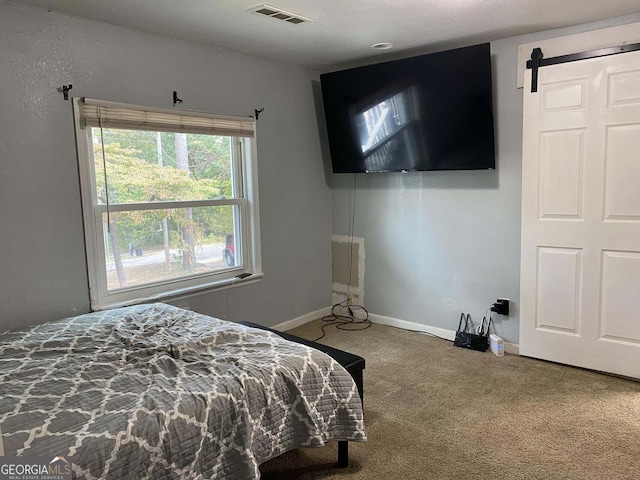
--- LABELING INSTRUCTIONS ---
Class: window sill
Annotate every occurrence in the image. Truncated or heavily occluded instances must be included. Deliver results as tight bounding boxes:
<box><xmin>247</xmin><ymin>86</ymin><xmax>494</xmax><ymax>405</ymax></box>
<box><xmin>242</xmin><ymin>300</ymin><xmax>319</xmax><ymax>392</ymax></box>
<box><xmin>95</xmin><ymin>272</ymin><xmax>264</xmax><ymax>311</ymax></box>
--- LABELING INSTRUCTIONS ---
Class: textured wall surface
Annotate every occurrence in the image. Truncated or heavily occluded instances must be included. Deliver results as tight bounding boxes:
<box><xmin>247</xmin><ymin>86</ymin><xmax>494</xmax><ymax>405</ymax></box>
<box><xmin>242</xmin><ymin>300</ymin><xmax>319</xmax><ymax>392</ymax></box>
<box><xmin>0</xmin><ymin>1</ymin><xmax>332</xmax><ymax>331</ymax></box>
<box><xmin>329</xmin><ymin>13</ymin><xmax>640</xmax><ymax>343</ymax></box>
<box><xmin>3</xmin><ymin>0</ymin><xmax>639</xmax><ymax>340</ymax></box>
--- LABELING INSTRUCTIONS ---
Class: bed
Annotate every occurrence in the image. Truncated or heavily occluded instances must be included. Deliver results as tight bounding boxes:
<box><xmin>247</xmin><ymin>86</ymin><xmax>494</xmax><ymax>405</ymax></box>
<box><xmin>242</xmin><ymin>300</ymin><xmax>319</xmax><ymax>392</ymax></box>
<box><xmin>0</xmin><ymin>303</ymin><xmax>366</xmax><ymax>479</ymax></box>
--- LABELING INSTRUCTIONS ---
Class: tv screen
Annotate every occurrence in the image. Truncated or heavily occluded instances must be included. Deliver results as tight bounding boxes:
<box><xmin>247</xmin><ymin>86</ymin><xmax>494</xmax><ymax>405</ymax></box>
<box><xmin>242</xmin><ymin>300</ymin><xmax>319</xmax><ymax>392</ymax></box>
<box><xmin>320</xmin><ymin>43</ymin><xmax>496</xmax><ymax>173</ymax></box>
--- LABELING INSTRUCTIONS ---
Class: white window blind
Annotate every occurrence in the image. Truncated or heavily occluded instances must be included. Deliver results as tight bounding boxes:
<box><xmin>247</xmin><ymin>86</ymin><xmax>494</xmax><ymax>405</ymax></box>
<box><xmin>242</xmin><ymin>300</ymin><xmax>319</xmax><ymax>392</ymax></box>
<box><xmin>81</xmin><ymin>98</ymin><xmax>255</xmax><ymax>137</ymax></box>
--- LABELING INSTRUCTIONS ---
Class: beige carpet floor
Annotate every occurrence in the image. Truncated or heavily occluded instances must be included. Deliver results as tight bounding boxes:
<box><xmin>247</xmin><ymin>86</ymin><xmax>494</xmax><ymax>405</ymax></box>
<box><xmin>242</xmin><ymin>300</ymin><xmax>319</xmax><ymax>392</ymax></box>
<box><xmin>259</xmin><ymin>319</ymin><xmax>640</xmax><ymax>480</ymax></box>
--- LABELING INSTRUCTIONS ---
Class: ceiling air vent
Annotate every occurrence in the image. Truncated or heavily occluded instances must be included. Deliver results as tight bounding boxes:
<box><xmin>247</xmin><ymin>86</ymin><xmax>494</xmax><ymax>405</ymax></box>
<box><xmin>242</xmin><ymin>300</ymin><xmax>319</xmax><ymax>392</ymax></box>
<box><xmin>248</xmin><ymin>4</ymin><xmax>312</xmax><ymax>25</ymax></box>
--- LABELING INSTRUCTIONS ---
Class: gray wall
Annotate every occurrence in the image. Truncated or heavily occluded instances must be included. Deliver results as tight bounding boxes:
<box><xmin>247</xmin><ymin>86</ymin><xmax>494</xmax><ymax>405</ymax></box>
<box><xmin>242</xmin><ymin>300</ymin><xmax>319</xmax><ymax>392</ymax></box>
<box><xmin>0</xmin><ymin>1</ymin><xmax>331</xmax><ymax>331</ymax></box>
<box><xmin>2</xmin><ymin>1</ymin><xmax>638</xmax><ymax>341</ymax></box>
<box><xmin>329</xmin><ymin>14</ymin><xmax>640</xmax><ymax>344</ymax></box>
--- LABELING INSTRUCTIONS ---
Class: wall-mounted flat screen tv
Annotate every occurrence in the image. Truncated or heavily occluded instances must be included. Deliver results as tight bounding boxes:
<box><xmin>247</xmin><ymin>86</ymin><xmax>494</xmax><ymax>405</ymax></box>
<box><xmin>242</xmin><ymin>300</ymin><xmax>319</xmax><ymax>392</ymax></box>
<box><xmin>320</xmin><ymin>43</ymin><xmax>495</xmax><ymax>173</ymax></box>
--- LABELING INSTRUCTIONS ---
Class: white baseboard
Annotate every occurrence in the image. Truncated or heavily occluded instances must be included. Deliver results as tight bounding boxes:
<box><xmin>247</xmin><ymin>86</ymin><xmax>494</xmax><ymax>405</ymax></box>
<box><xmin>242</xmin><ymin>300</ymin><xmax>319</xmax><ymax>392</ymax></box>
<box><xmin>270</xmin><ymin>307</ymin><xmax>522</xmax><ymax>355</ymax></box>
<box><xmin>271</xmin><ymin>306</ymin><xmax>332</xmax><ymax>332</ymax></box>
<box><xmin>369</xmin><ymin>312</ymin><xmax>521</xmax><ymax>355</ymax></box>
<box><xmin>503</xmin><ymin>342</ymin><xmax>520</xmax><ymax>355</ymax></box>
<box><xmin>368</xmin><ymin>313</ymin><xmax>457</xmax><ymax>341</ymax></box>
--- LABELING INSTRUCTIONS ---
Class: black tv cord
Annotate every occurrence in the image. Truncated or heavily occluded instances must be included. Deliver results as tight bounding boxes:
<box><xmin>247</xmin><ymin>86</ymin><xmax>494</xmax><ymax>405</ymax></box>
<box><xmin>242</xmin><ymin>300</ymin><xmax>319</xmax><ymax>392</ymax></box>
<box><xmin>311</xmin><ymin>299</ymin><xmax>371</xmax><ymax>342</ymax></box>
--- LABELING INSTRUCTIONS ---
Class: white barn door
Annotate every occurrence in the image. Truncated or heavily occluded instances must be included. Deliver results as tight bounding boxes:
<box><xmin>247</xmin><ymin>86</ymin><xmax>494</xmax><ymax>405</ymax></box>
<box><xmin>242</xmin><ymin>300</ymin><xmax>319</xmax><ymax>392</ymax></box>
<box><xmin>520</xmin><ymin>49</ymin><xmax>640</xmax><ymax>379</ymax></box>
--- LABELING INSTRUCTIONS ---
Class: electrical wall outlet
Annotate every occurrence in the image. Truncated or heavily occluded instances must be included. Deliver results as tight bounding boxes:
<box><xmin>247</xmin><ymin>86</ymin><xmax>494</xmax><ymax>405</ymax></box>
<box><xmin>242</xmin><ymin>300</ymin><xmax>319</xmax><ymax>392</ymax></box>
<box><xmin>348</xmin><ymin>293</ymin><xmax>354</xmax><ymax>305</ymax></box>
<box><xmin>491</xmin><ymin>298</ymin><xmax>510</xmax><ymax>316</ymax></box>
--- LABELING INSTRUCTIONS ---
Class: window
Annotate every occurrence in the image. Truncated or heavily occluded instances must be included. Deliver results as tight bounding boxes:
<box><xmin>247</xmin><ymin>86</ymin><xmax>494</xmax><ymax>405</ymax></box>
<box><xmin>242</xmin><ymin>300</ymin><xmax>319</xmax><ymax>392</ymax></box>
<box><xmin>73</xmin><ymin>98</ymin><xmax>262</xmax><ymax>310</ymax></box>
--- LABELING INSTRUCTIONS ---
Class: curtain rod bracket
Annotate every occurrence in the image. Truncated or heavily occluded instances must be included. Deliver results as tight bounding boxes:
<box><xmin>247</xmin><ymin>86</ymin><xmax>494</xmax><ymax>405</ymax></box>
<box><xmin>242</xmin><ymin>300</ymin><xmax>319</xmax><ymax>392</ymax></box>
<box><xmin>60</xmin><ymin>84</ymin><xmax>73</xmax><ymax>101</ymax></box>
<box><xmin>254</xmin><ymin>107</ymin><xmax>264</xmax><ymax>120</ymax></box>
<box><xmin>173</xmin><ymin>91</ymin><xmax>183</xmax><ymax>107</ymax></box>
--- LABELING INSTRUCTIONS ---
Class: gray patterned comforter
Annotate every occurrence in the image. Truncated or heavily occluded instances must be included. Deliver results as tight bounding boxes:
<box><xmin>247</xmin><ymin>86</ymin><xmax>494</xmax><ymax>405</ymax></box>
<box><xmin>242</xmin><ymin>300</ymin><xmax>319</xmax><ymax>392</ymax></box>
<box><xmin>0</xmin><ymin>303</ymin><xmax>366</xmax><ymax>479</ymax></box>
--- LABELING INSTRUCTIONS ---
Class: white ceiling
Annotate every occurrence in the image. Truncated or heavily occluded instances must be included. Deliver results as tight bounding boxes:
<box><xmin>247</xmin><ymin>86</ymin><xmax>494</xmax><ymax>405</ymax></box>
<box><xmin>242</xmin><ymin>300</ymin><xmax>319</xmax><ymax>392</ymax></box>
<box><xmin>14</xmin><ymin>0</ymin><xmax>640</xmax><ymax>70</ymax></box>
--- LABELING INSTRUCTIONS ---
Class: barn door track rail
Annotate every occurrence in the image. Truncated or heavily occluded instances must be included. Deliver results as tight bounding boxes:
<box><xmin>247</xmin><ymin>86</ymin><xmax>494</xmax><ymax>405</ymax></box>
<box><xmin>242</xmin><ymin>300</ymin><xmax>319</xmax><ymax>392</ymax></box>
<box><xmin>526</xmin><ymin>42</ymin><xmax>640</xmax><ymax>93</ymax></box>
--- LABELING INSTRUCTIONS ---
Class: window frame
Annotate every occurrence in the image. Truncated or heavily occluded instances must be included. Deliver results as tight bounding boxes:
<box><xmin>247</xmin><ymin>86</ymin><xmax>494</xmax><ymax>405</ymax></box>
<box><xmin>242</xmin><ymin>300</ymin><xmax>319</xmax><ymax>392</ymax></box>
<box><xmin>73</xmin><ymin>98</ymin><xmax>262</xmax><ymax>310</ymax></box>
